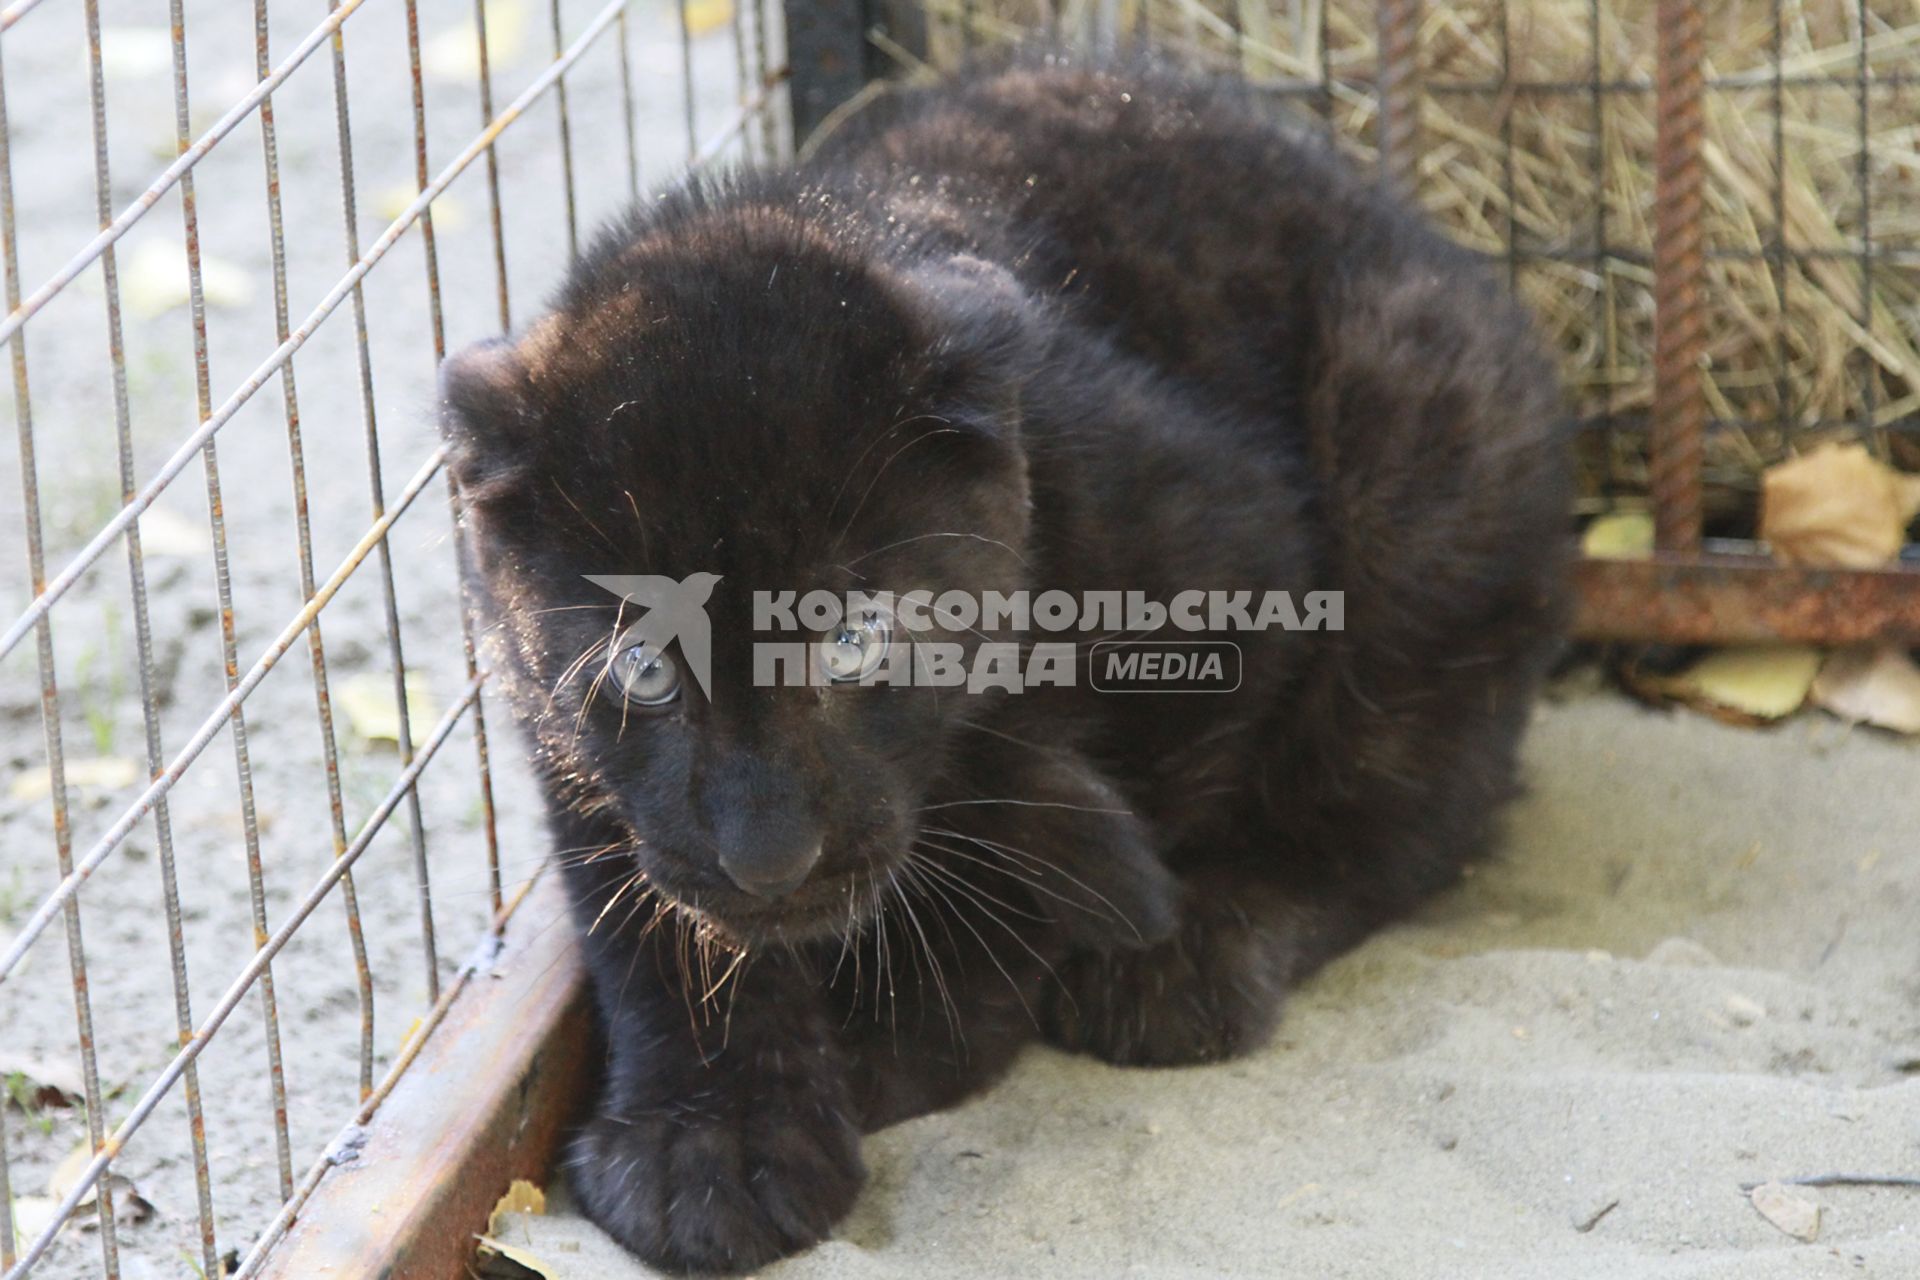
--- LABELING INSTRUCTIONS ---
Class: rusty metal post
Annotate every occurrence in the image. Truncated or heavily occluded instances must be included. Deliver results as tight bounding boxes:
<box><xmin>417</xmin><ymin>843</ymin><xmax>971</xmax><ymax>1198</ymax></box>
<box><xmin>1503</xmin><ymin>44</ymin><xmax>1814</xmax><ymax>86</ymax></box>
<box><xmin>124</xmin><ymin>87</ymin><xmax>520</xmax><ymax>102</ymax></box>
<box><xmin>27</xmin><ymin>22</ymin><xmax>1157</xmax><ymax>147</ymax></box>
<box><xmin>1376</xmin><ymin>0</ymin><xmax>1424</xmax><ymax>190</ymax></box>
<box><xmin>1650</xmin><ymin>0</ymin><xmax>1707</xmax><ymax>554</ymax></box>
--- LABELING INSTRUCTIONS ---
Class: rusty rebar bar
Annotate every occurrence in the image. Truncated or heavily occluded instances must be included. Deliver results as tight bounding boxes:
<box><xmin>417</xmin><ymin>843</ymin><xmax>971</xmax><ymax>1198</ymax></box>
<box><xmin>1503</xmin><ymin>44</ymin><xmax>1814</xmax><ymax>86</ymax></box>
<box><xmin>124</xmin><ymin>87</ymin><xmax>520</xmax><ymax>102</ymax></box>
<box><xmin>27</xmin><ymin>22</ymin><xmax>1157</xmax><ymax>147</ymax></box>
<box><xmin>1650</xmin><ymin>0</ymin><xmax>1707</xmax><ymax>553</ymax></box>
<box><xmin>472</xmin><ymin>0</ymin><xmax>513</xmax><ymax>332</ymax></box>
<box><xmin>0</xmin><ymin>26</ymin><xmax>105</xmax><ymax>1278</ymax></box>
<box><xmin>0</xmin><ymin>2</ymin><xmax>641</xmax><ymax>1274</ymax></box>
<box><xmin>551</xmin><ymin>0</ymin><xmax>581</xmax><ymax>260</ymax></box>
<box><xmin>618</xmin><ymin>7</ymin><xmax>642</xmax><ymax>201</ymax></box>
<box><xmin>249</xmin><ymin>0</ymin><xmax>314</xmax><ymax>1203</ymax></box>
<box><xmin>1375</xmin><ymin>0</ymin><xmax>1423</xmax><ymax>190</ymax></box>
<box><xmin>162</xmin><ymin>2</ymin><xmax>225</xmax><ymax>1268</ymax></box>
<box><xmin>5</xmin><ymin>672</ymin><xmax>489</xmax><ymax>1279</ymax></box>
<box><xmin>327</xmin><ymin>0</ymin><xmax>438</xmax><ymax>1048</ymax></box>
<box><xmin>0</xmin><ymin>0</ymin><xmax>636</xmax><ymax>1007</ymax></box>
<box><xmin>0</xmin><ymin>0</ymin><xmax>50</xmax><ymax>34</ymax></box>
<box><xmin>407</xmin><ymin>0</ymin><xmax>505</xmax><ymax>924</ymax></box>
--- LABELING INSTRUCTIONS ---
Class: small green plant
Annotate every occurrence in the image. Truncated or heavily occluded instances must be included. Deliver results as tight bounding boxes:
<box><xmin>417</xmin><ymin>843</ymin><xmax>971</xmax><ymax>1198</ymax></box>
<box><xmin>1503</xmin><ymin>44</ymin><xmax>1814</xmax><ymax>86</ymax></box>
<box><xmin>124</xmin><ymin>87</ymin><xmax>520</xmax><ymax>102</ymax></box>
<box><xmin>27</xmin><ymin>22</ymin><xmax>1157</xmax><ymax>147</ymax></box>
<box><xmin>68</xmin><ymin>598</ymin><xmax>124</xmax><ymax>756</ymax></box>
<box><xmin>0</xmin><ymin>863</ymin><xmax>23</xmax><ymax>923</ymax></box>
<box><xmin>3</xmin><ymin>1071</ymin><xmax>59</xmax><ymax>1136</ymax></box>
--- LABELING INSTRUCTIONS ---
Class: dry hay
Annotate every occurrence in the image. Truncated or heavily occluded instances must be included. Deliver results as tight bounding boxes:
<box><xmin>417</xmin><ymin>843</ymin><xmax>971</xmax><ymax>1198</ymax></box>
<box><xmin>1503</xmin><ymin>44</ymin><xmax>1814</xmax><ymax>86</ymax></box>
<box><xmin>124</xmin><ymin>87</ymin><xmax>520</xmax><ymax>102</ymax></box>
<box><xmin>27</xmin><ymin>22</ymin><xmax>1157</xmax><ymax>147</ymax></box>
<box><xmin>906</xmin><ymin>0</ymin><xmax>1920</xmax><ymax>527</ymax></box>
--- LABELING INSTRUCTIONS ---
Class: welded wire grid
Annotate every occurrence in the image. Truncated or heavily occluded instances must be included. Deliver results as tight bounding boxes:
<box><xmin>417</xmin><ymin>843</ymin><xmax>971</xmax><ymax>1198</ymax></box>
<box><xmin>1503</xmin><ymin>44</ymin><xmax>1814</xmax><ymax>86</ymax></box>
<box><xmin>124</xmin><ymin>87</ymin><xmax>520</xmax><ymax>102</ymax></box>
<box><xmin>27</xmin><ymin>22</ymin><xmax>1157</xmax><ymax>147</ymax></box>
<box><xmin>900</xmin><ymin>0</ymin><xmax>1920</xmax><ymax>550</ymax></box>
<box><xmin>0</xmin><ymin>1</ymin><xmax>784</xmax><ymax>1275</ymax></box>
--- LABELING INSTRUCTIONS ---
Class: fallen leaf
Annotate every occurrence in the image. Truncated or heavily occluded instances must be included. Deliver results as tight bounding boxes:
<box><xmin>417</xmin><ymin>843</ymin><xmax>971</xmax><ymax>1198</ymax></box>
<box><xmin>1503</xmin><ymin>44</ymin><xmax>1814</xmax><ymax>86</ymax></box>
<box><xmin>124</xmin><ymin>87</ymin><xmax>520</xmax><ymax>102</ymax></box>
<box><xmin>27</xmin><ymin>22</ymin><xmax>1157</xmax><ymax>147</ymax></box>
<box><xmin>10</xmin><ymin>1195</ymin><xmax>59</xmax><ymax>1253</ymax></box>
<box><xmin>94</xmin><ymin>28</ymin><xmax>172</xmax><ymax>80</ymax></box>
<box><xmin>2</xmin><ymin>1057</ymin><xmax>85</xmax><ymax>1110</ymax></box>
<box><xmin>9</xmin><ymin>756</ymin><xmax>141</xmax><ymax>803</ymax></box>
<box><xmin>49</xmin><ymin>1141</ymin><xmax>95</xmax><ymax>1202</ymax></box>
<box><xmin>1662</xmin><ymin>646</ymin><xmax>1823</xmax><ymax>722</ymax></box>
<box><xmin>121</xmin><ymin>239</ymin><xmax>253</xmax><ymax>317</ymax></box>
<box><xmin>1810</xmin><ymin>645</ymin><xmax>1920</xmax><ymax>735</ymax></box>
<box><xmin>684</xmin><ymin>0</ymin><xmax>735</xmax><ymax>37</ymax></box>
<box><xmin>1580</xmin><ymin>511</ymin><xmax>1655</xmax><ymax>560</ymax></box>
<box><xmin>1749</xmin><ymin>1180</ymin><xmax>1820</xmax><ymax>1242</ymax></box>
<box><xmin>425</xmin><ymin>0</ymin><xmax>530</xmax><ymax>81</ymax></box>
<box><xmin>1760</xmin><ymin>442</ymin><xmax>1920</xmax><ymax>568</ymax></box>
<box><xmin>487</xmin><ymin>1179</ymin><xmax>547</xmax><ymax>1237</ymax></box>
<box><xmin>137</xmin><ymin>505</ymin><xmax>211</xmax><ymax>558</ymax></box>
<box><xmin>338</xmin><ymin>673</ymin><xmax>437</xmax><ymax>745</ymax></box>
<box><xmin>49</xmin><ymin>1143</ymin><xmax>155</xmax><ymax>1230</ymax></box>
<box><xmin>475</xmin><ymin>1234</ymin><xmax>559</xmax><ymax>1278</ymax></box>
<box><xmin>374</xmin><ymin>185</ymin><xmax>468</xmax><ymax>232</ymax></box>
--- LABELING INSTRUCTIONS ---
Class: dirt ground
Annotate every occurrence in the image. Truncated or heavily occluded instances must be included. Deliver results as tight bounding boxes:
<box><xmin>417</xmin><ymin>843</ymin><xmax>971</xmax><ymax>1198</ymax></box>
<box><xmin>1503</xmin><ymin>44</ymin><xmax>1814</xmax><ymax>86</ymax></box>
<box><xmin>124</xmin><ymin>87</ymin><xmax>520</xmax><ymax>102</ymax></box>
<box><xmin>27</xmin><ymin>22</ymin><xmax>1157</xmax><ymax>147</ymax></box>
<box><xmin>0</xmin><ymin>1</ymin><xmax>755</xmax><ymax>1274</ymax></box>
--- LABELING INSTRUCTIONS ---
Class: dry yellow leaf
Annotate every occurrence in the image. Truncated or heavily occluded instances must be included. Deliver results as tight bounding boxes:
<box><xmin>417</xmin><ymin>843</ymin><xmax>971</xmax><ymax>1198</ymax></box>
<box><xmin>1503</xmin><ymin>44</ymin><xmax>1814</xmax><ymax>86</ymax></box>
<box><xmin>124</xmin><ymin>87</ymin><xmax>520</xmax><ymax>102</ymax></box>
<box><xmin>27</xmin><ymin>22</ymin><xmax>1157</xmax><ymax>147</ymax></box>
<box><xmin>1667</xmin><ymin>646</ymin><xmax>1822</xmax><ymax>720</ymax></box>
<box><xmin>1580</xmin><ymin>511</ymin><xmax>1654</xmax><ymax>560</ymax></box>
<box><xmin>426</xmin><ymin>0</ymin><xmax>529</xmax><ymax>81</ymax></box>
<box><xmin>475</xmin><ymin>1234</ymin><xmax>559</xmax><ymax>1277</ymax></box>
<box><xmin>121</xmin><ymin>239</ymin><xmax>253</xmax><ymax>317</ymax></box>
<box><xmin>94</xmin><ymin>28</ymin><xmax>172</xmax><ymax>80</ymax></box>
<box><xmin>1759</xmin><ymin>442</ymin><xmax>1920</xmax><ymax>569</ymax></box>
<box><xmin>685</xmin><ymin>0</ymin><xmax>735</xmax><ymax>37</ymax></box>
<box><xmin>1811</xmin><ymin>645</ymin><xmax>1920</xmax><ymax>735</ymax></box>
<box><xmin>10</xmin><ymin>1195</ymin><xmax>58</xmax><ymax>1253</ymax></box>
<box><xmin>374</xmin><ymin>185</ymin><xmax>468</xmax><ymax>232</ymax></box>
<box><xmin>9</xmin><ymin>756</ymin><xmax>140</xmax><ymax>803</ymax></box>
<box><xmin>138</xmin><ymin>505</ymin><xmax>211</xmax><ymax>558</ymax></box>
<box><xmin>338</xmin><ymin>673</ymin><xmax>437</xmax><ymax>745</ymax></box>
<box><xmin>394</xmin><ymin>1016</ymin><xmax>424</xmax><ymax>1059</ymax></box>
<box><xmin>487</xmin><ymin>1179</ymin><xmax>547</xmax><ymax>1237</ymax></box>
<box><xmin>1749</xmin><ymin>1181</ymin><xmax>1821</xmax><ymax>1242</ymax></box>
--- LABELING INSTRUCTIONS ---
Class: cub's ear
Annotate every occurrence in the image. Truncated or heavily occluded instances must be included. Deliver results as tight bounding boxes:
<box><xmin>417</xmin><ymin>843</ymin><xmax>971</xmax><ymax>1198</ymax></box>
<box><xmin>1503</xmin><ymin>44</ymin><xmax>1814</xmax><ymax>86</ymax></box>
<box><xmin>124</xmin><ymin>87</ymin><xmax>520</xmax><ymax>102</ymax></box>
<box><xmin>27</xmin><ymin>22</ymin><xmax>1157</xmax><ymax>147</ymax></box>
<box><xmin>438</xmin><ymin>336</ymin><xmax>534</xmax><ymax>490</ymax></box>
<box><xmin>896</xmin><ymin>254</ymin><xmax>1044</xmax><ymax>388</ymax></box>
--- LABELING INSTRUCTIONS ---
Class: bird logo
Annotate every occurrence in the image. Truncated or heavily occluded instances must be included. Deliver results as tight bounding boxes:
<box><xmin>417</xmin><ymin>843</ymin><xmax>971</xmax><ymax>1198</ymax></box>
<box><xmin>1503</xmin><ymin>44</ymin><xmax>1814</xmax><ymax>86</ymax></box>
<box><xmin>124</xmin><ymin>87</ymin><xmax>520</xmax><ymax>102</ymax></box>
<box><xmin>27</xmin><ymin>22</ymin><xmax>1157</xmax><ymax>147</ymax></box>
<box><xmin>584</xmin><ymin>572</ymin><xmax>724</xmax><ymax>700</ymax></box>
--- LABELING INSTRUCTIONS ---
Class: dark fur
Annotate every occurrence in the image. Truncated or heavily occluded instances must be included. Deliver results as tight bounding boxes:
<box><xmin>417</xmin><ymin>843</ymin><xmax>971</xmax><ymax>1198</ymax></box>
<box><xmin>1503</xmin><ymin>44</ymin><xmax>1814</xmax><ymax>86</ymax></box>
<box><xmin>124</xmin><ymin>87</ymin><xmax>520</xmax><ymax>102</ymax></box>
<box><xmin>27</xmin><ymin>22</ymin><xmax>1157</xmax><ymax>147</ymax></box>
<box><xmin>441</xmin><ymin>60</ymin><xmax>1569</xmax><ymax>1274</ymax></box>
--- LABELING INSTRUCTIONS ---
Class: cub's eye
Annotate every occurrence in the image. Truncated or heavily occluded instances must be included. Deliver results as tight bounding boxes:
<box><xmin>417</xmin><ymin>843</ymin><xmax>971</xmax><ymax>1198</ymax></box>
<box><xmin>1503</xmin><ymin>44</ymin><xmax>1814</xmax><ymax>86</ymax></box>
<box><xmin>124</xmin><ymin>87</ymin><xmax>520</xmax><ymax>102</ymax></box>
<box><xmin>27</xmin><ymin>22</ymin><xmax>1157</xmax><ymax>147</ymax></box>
<box><xmin>610</xmin><ymin>642</ymin><xmax>680</xmax><ymax>706</ymax></box>
<box><xmin>816</xmin><ymin>607</ymin><xmax>891</xmax><ymax>683</ymax></box>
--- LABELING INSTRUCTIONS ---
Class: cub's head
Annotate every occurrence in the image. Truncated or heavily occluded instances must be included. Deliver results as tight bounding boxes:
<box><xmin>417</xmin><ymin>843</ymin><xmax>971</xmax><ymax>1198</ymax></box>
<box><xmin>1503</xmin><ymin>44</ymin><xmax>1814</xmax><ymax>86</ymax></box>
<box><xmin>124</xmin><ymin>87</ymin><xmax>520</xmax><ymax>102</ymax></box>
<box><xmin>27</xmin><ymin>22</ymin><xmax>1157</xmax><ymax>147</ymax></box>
<box><xmin>439</xmin><ymin>196</ymin><xmax>1038</xmax><ymax>944</ymax></box>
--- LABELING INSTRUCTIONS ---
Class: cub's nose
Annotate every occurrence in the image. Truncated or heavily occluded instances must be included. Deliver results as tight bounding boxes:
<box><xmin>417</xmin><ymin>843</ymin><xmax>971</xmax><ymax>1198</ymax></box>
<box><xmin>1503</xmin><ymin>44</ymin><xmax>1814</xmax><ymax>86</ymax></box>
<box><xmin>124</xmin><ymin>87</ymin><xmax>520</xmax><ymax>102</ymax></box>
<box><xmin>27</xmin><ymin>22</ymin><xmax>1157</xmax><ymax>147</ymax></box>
<box><xmin>719</xmin><ymin>840</ymin><xmax>822</xmax><ymax>900</ymax></box>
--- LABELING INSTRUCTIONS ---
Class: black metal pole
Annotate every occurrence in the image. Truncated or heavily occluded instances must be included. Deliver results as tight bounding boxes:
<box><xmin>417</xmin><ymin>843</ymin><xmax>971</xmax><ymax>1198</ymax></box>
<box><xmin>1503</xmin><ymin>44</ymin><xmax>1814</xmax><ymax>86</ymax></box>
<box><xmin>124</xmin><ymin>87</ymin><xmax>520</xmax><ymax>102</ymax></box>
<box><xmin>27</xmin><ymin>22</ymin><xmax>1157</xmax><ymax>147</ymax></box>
<box><xmin>783</xmin><ymin>0</ymin><xmax>869</xmax><ymax>142</ymax></box>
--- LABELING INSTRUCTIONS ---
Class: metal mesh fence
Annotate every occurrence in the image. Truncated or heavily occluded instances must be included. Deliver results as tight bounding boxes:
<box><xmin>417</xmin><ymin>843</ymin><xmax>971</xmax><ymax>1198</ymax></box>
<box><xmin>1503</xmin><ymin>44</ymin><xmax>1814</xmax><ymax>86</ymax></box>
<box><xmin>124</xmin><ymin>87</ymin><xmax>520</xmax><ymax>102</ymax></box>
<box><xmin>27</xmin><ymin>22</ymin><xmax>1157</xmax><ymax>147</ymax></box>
<box><xmin>0</xmin><ymin>2</ymin><xmax>782</xmax><ymax>1275</ymax></box>
<box><xmin>862</xmin><ymin>0</ymin><xmax>1920</xmax><ymax>555</ymax></box>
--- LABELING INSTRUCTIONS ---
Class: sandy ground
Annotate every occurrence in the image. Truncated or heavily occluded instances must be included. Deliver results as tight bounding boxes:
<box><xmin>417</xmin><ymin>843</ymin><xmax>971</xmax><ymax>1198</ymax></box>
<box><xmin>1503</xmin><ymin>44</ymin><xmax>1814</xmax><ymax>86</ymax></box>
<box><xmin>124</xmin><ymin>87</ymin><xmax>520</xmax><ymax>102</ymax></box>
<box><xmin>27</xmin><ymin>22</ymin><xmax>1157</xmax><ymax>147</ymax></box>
<box><xmin>0</xmin><ymin>1</ymin><xmax>758</xmax><ymax>1275</ymax></box>
<box><xmin>496</xmin><ymin>681</ymin><xmax>1920</xmax><ymax>1278</ymax></box>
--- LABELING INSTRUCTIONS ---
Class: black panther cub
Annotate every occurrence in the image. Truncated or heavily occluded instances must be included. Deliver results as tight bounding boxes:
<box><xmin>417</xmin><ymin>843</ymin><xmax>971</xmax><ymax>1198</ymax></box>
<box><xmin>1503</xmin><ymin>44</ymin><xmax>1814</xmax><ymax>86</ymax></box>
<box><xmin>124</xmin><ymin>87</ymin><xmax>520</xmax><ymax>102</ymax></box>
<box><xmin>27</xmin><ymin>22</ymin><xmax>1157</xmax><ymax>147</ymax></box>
<box><xmin>440</xmin><ymin>59</ymin><xmax>1569</xmax><ymax>1274</ymax></box>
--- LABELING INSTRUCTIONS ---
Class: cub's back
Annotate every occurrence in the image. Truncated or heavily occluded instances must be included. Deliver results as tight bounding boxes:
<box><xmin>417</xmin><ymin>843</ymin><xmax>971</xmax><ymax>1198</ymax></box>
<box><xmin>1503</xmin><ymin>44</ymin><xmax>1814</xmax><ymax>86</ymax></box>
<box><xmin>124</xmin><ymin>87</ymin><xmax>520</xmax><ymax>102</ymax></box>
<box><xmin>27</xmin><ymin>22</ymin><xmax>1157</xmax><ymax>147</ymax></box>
<box><xmin>811</xmin><ymin>62</ymin><xmax>1429</xmax><ymax>414</ymax></box>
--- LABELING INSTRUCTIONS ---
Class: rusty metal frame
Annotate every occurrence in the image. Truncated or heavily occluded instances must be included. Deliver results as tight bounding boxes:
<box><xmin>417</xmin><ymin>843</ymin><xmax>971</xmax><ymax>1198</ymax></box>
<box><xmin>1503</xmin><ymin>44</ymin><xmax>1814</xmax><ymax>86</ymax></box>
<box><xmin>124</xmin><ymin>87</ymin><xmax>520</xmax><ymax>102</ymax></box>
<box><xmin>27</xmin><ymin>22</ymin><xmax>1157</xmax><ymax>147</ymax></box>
<box><xmin>855</xmin><ymin>0</ymin><xmax>1920</xmax><ymax>647</ymax></box>
<box><xmin>247</xmin><ymin>876</ymin><xmax>589</xmax><ymax>1279</ymax></box>
<box><xmin>1562</xmin><ymin>0</ymin><xmax>1920</xmax><ymax>647</ymax></box>
<box><xmin>1575</xmin><ymin>557</ymin><xmax>1920</xmax><ymax>647</ymax></box>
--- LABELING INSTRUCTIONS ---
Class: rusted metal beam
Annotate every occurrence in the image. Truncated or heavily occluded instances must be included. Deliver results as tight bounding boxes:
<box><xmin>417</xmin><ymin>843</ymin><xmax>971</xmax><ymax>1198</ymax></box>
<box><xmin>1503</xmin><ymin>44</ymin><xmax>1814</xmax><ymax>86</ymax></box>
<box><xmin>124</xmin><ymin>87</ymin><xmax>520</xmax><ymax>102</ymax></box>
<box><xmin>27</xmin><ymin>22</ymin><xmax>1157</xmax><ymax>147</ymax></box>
<box><xmin>256</xmin><ymin>876</ymin><xmax>589</xmax><ymax>1280</ymax></box>
<box><xmin>1574</xmin><ymin>555</ymin><xmax>1920</xmax><ymax>646</ymax></box>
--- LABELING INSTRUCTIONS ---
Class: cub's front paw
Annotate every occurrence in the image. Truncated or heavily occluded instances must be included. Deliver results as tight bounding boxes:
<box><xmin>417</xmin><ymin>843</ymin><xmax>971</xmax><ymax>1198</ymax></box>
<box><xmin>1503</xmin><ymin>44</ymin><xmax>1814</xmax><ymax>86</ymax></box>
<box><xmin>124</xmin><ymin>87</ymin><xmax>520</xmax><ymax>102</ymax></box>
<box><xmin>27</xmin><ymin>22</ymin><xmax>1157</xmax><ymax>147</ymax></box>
<box><xmin>1041</xmin><ymin>894</ymin><xmax>1289</xmax><ymax>1067</ymax></box>
<box><xmin>567</xmin><ymin>1089</ymin><xmax>866</xmax><ymax>1274</ymax></box>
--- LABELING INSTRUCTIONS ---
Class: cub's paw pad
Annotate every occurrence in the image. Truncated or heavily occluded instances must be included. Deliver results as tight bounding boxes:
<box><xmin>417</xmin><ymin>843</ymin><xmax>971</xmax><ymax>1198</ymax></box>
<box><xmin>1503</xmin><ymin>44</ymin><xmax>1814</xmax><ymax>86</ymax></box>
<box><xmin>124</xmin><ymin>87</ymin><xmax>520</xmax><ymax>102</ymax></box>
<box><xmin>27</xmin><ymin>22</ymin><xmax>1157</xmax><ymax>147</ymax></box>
<box><xmin>1041</xmin><ymin>899</ymin><xmax>1287</xmax><ymax>1067</ymax></box>
<box><xmin>567</xmin><ymin>1095</ymin><xmax>865</xmax><ymax>1274</ymax></box>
